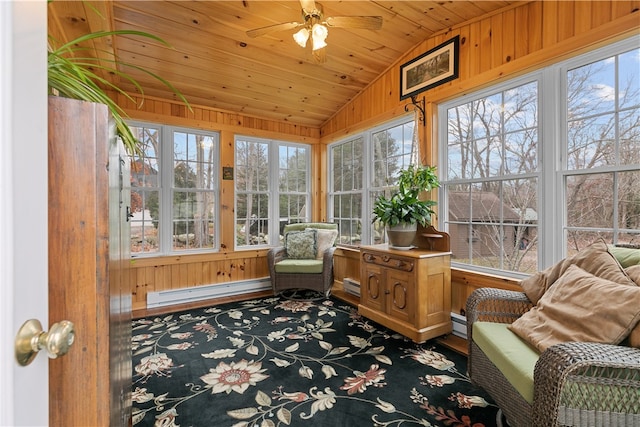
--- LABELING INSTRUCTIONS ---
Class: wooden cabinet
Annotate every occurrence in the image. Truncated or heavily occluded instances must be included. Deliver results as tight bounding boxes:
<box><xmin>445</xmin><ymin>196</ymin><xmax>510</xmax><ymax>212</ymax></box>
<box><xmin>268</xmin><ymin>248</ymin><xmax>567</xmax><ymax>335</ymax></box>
<box><xmin>359</xmin><ymin>245</ymin><xmax>452</xmax><ymax>343</ymax></box>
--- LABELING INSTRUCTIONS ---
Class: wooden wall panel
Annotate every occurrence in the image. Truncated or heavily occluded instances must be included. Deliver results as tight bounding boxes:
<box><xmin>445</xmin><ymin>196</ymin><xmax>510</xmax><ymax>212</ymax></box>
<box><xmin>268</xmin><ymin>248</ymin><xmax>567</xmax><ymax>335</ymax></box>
<box><xmin>129</xmin><ymin>251</ymin><xmax>270</xmax><ymax>310</ymax></box>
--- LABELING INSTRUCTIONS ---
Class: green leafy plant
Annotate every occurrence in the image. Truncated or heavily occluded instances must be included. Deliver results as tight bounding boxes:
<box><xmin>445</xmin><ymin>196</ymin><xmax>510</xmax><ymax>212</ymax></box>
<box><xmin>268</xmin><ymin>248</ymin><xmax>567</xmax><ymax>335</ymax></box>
<box><xmin>371</xmin><ymin>164</ymin><xmax>440</xmax><ymax>227</ymax></box>
<box><xmin>48</xmin><ymin>29</ymin><xmax>191</xmax><ymax>154</ymax></box>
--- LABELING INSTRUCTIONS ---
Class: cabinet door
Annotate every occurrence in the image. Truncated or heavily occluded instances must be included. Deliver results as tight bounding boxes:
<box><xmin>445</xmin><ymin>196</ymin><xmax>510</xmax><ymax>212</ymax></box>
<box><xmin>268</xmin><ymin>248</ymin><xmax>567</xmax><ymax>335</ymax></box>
<box><xmin>386</xmin><ymin>269</ymin><xmax>414</xmax><ymax>324</ymax></box>
<box><xmin>361</xmin><ymin>263</ymin><xmax>385</xmax><ymax>313</ymax></box>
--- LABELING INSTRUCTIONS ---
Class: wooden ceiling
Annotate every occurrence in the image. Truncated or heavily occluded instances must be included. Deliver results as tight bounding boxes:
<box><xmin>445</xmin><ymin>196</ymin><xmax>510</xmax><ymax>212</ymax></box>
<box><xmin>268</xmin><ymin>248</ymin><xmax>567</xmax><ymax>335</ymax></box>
<box><xmin>47</xmin><ymin>1</ymin><xmax>519</xmax><ymax>127</ymax></box>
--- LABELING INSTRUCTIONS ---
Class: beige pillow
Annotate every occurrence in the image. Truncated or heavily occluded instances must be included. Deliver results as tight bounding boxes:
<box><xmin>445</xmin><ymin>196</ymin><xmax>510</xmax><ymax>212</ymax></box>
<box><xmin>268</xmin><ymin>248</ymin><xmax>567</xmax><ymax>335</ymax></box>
<box><xmin>310</xmin><ymin>228</ymin><xmax>338</xmax><ymax>260</ymax></box>
<box><xmin>509</xmin><ymin>265</ymin><xmax>640</xmax><ymax>353</ymax></box>
<box><xmin>626</xmin><ymin>265</ymin><xmax>640</xmax><ymax>285</ymax></box>
<box><xmin>519</xmin><ymin>240</ymin><xmax>635</xmax><ymax>304</ymax></box>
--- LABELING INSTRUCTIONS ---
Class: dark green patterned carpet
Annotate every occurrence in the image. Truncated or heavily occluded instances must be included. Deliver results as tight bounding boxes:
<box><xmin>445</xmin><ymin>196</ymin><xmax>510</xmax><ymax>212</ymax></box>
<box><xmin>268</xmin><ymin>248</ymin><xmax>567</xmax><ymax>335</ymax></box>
<box><xmin>132</xmin><ymin>293</ymin><xmax>503</xmax><ymax>427</ymax></box>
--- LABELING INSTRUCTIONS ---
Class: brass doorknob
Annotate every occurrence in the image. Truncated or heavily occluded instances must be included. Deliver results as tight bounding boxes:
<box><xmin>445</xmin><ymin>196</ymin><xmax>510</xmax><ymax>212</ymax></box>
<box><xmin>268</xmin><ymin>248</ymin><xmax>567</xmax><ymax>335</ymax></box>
<box><xmin>15</xmin><ymin>319</ymin><xmax>75</xmax><ymax>366</ymax></box>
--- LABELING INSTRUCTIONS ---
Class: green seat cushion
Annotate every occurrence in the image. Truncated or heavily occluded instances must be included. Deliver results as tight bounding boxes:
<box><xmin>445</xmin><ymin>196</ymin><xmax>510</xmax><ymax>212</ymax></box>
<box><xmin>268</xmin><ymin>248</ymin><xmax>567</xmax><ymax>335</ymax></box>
<box><xmin>608</xmin><ymin>245</ymin><xmax>640</xmax><ymax>268</ymax></box>
<box><xmin>473</xmin><ymin>321</ymin><xmax>540</xmax><ymax>404</ymax></box>
<box><xmin>274</xmin><ymin>259</ymin><xmax>324</xmax><ymax>274</ymax></box>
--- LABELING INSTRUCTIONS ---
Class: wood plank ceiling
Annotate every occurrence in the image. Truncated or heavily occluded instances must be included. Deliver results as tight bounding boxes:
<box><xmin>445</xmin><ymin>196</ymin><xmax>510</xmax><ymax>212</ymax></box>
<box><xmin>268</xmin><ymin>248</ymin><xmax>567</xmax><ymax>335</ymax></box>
<box><xmin>47</xmin><ymin>1</ymin><xmax>519</xmax><ymax>127</ymax></box>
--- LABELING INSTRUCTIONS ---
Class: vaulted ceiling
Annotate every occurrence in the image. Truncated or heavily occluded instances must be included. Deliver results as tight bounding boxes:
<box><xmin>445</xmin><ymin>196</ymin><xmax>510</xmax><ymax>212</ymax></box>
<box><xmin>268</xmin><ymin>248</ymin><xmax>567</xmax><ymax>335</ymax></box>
<box><xmin>47</xmin><ymin>1</ymin><xmax>519</xmax><ymax>127</ymax></box>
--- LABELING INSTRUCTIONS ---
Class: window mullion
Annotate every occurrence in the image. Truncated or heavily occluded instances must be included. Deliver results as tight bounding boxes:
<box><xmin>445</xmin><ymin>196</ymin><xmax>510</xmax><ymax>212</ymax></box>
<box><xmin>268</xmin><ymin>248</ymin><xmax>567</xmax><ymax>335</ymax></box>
<box><xmin>269</xmin><ymin>141</ymin><xmax>279</xmax><ymax>245</ymax></box>
<box><xmin>160</xmin><ymin>125</ymin><xmax>174</xmax><ymax>253</ymax></box>
<box><xmin>541</xmin><ymin>68</ymin><xmax>562</xmax><ymax>268</ymax></box>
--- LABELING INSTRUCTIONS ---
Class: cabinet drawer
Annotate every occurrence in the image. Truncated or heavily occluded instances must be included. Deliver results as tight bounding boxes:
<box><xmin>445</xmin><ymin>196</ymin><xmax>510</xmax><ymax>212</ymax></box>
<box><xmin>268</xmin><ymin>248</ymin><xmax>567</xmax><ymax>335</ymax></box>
<box><xmin>361</xmin><ymin>251</ymin><xmax>414</xmax><ymax>272</ymax></box>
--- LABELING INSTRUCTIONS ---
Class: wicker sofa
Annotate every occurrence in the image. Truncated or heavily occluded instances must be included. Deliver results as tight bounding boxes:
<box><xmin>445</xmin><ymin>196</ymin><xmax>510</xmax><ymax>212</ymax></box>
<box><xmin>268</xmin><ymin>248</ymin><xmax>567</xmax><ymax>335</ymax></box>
<box><xmin>466</xmin><ymin>242</ymin><xmax>640</xmax><ymax>426</ymax></box>
<box><xmin>267</xmin><ymin>222</ymin><xmax>338</xmax><ymax>297</ymax></box>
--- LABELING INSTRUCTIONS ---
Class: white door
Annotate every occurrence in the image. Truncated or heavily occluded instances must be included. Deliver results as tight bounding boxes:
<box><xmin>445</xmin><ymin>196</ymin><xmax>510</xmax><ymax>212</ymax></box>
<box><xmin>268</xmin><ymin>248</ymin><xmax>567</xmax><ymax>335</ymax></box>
<box><xmin>0</xmin><ymin>1</ymin><xmax>49</xmax><ymax>426</ymax></box>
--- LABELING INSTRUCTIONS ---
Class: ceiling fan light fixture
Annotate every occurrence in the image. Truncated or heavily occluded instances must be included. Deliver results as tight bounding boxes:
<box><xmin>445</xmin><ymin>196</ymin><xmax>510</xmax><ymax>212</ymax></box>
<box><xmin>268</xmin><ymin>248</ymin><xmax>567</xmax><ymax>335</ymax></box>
<box><xmin>311</xmin><ymin>23</ymin><xmax>328</xmax><ymax>51</ymax></box>
<box><xmin>293</xmin><ymin>28</ymin><xmax>309</xmax><ymax>48</ymax></box>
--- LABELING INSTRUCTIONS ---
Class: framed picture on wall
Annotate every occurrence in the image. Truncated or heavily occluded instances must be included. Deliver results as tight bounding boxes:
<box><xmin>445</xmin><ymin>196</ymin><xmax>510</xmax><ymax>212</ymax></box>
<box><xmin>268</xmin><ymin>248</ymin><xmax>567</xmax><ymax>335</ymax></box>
<box><xmin>400</xmin><ymin>35</ymin><xmax>460</xmax><ymax>100</ymax></box>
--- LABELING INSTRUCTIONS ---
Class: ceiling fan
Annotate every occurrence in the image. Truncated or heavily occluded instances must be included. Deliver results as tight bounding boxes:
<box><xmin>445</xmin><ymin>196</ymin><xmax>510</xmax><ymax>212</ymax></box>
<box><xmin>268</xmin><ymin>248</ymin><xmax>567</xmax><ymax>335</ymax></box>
<box><xmin>246</xmin><ymin>0</ymin><xmax>383</xmax><ymax>63</ymax></box>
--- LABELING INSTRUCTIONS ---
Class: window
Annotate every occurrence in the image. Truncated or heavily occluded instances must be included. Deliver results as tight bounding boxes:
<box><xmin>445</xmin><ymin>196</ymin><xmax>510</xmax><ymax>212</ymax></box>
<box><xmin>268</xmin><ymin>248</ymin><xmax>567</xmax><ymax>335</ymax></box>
<box><xmin>441</xmin><ymin>79</ymin><xmax>540</xmax><ymax>273</ymax></box>
<box><xmin>440</xmin><ymin>37</ymin><xmax>639</xmax><ymax>275</ymax></box>
<box><xmin>129</xmin><ymin>123</ymin><xmax>219</xmax><ymax>255</ymax></box>
<box><xmin>331</xmin><ymin>137</ymin><xmax>364</xmax><ymax>245</ymax></box>
<box><xmin>235</xmin><ymin>136</ymin><xmax>311</xmax><ymax>248</ymax></box>
<box><xmin>563</xmin><ymin>44</ymin><xmax>640</xmax><ymax>255</ymax></box>
<box><xmin>328</xmin><ymin>117</ymin><xmax>417</xmax><ymax>245</ymax></box>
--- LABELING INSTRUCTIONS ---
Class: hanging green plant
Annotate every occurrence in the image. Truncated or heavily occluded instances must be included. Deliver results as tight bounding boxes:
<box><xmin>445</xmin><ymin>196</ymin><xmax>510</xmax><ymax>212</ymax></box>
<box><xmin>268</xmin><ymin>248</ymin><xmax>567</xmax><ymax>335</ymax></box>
<box><xmin>48</xmin><ymin>29</ymin><xmax>191</xmax><ymax>154</ymax></box>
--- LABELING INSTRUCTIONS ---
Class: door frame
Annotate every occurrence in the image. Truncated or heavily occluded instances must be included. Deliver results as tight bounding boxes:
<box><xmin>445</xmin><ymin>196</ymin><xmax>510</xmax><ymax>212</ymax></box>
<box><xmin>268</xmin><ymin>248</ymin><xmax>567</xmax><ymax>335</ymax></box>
<box><xmin>0</xmin><ymin>1</ymin><xmax>49</xmax><ymax>425</ymax></box>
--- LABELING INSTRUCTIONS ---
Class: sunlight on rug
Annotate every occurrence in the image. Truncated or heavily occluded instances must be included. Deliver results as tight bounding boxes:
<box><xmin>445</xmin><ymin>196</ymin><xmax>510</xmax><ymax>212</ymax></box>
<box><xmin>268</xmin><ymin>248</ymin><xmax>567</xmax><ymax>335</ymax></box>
<box><xmin>132</xmin><ymin>296</ymin><xmax>504</xmax><ymax>427</ymax></box>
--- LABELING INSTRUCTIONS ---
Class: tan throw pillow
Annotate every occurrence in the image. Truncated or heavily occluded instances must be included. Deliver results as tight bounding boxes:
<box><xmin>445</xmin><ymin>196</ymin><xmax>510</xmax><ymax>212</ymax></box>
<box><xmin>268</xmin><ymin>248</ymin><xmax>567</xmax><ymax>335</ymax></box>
<box><xmin>519</xmin><ymin>240</ymin><xmax>635</xmax><ymax>304</ymax></box>
<box><xmin>508</xmin><ymin>264</ymin><xmax>640</xmax><ymax>353</ymax></box>
<box><xmin>284</xmin><ymin>229</ymin><xmax>317</xmax><ymax>259</ymax></box>
<box><xmin>309</xmin><ymin>228</ymin><xmax>338</xmax><ymax>260</ymax></box>
<box><xmin>626</xmin><ymin>265</ymin><xmax>640</xmax><ymax>285</ymax></box>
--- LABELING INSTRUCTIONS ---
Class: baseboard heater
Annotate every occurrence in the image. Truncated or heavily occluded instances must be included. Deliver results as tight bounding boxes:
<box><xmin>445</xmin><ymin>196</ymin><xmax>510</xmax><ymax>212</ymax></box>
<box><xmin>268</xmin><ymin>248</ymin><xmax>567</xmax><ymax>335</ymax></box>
<box><xmin>147</xmin><ymin>277</ymin><xmax>271</xmax><ymax>309</ymax></box>
<box><xmin>451</xmin><ymin>312</ymin><xmax>467</xmax><ymax>340</ymax></box>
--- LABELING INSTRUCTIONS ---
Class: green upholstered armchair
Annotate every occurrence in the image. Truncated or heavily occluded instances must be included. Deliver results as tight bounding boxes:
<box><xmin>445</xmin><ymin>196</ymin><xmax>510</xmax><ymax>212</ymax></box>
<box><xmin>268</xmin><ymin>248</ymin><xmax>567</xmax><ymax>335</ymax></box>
<box><xmin>267</xmin><ymin>223</ymin><xmax>338</xmax><ymax>297</ymax></box>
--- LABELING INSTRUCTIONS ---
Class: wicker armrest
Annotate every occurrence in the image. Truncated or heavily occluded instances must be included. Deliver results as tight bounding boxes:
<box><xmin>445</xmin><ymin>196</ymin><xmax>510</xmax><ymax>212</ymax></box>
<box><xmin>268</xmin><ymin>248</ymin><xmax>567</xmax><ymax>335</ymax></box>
<box><xmin>466</xmin><ymin>287</ymin><xmax>534</xmax><ymax>325</ymax></box>
<box><xmin>322</xmin><ymin>246</ymin><xmax>337</xmax><ymax>274</ymax></box>
<box><xmin>532</xmin><ymin>342</ymin><xmax>640</xmax><ymax>425</ymax></box>
<box><xmin>267</xmin><ymin>246</ymin><xmax>286</xmax><ymax>280</ymax></box>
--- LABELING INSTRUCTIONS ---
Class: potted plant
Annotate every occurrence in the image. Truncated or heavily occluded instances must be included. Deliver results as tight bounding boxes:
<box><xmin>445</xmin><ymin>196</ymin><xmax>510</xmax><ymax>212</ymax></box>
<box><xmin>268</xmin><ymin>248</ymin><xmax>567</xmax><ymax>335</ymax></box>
<box><xmin>371</xmin><ymin>164</ymin><xmax>440</xmax><ymax>249</ymax></box>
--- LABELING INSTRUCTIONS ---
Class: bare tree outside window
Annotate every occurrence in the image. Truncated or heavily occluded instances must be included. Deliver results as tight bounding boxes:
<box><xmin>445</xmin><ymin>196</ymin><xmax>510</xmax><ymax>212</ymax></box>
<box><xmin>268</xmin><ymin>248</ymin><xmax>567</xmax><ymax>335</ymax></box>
<box><xmin>565</xmin><ymin>48</ymin><xmax>640</xmax><ymax>254</ymax></box>
<box><xmin>235</xmin><ymin>138</ymin><xmax>311</xmax><ymax>248</ymax></box>
<box><xmin>442</xmin><ymin>40</ymin><xmax>639</xmax><ymax>274</ymax></box>
<box><xmin>445</xmin><ymin>81</ymin><xmax>539</xmax><ymax>273</ymax></box>
<box><xmin>129</xmin><ymin>124</ymin><xmax>219</xmax><ymax>255</ymax></box>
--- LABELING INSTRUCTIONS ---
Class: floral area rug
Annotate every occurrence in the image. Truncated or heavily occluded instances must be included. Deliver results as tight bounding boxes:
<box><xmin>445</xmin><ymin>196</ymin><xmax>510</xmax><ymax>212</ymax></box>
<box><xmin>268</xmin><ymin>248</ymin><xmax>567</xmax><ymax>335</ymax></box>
<box><xmin>132</xmin><ymin>295</ymin><xmax>503</xmax><ymax>427</ymax></box>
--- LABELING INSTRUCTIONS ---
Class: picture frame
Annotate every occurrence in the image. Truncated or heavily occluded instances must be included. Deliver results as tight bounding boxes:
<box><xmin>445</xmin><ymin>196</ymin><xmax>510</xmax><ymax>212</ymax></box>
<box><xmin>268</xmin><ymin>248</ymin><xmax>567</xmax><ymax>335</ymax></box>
<box><xmin>400</xmin><ymin>35</ymin><xmax>460</xmax><ymax>100</ymax></box>
<box><xmin>222</xmin><ymin>166</ymin><xmax>234</xmax><ymax>180</ymax></box>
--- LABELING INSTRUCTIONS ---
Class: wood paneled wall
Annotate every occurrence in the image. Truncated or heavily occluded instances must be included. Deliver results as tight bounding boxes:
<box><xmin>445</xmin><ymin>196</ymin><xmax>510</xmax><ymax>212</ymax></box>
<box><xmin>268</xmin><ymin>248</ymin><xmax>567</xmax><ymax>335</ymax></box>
<box><xmin>121</xmin><ymin>0</ymin><xmax>639</xmax><ymax>310</ymax></box>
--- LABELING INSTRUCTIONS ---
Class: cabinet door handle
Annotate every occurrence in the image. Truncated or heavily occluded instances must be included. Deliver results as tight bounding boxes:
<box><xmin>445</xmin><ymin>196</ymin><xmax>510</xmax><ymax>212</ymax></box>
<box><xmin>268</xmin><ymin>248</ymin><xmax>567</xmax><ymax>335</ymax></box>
<box><xmin>384</xmin><ymin>290</ymin><xmax>390</xmax><ymax>294</ymax></box>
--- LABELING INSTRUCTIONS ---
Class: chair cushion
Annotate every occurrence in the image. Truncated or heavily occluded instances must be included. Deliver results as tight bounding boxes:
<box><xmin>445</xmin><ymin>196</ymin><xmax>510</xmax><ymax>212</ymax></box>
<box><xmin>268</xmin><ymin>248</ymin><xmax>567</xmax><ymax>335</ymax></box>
<box><xmin>509</xmin><ymin>264</ymin><xmax>640</xmax><ymax>353</ymax></box>
<box><xmin>274</xmin><ymin>259</ymin><xmax>324</xmax><ymax>274</ymax></box>
<box><xmin>609</xmin><ymin>245</ymin><xmax>640</xmax><ymax>268</ymax></box>
<box><xmin>519</xmin><ymin>240</ymin><xmax>636</xmax><ymax>304</ymax></box>
<box><xmin>473</xmin><ymin>321</ymin><xmax>539</xmax><ymax>404</ymax></box>
<box><xmin>284</xmin><ymin>229</ymin><xmax>317</xmax><ymax>259</ymax></box>
<box><xmin>309</xmin><ymin>228</ymin><xmax>338</xmax><ymax>259</ymax></box>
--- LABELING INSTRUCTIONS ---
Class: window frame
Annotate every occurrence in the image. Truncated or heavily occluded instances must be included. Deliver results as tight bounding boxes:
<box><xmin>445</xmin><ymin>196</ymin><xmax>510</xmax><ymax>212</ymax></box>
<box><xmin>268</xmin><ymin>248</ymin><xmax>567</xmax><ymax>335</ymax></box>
<box><xmin>233</xmin><ymin>135</ymin><xmax>312</xmax><ymax>250</ymax></box>
<box><xmin>328</xmin><ymin>115</ymin><xmax>416</xmax><ymax>246</ymax></box>
<box><xmin>128</xmin><ymin>121</ymin><xmax>221</xmax><ymax>257</ymax></box>
<box><xmin>438</xmin><ymin>36</ymin><xmax>639</xmax><ymax>277</ymax></box>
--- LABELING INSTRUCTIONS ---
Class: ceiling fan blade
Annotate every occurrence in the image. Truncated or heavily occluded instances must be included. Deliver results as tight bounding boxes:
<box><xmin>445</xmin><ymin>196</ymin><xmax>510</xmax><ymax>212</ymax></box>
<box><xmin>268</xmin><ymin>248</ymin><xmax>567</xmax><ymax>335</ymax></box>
<box><xmin>246</xmin><ymin>22</ymin><xmax>302</xmax><ymax>38</ymax></box>
<box><xmin>325</xmin><ymin>16</ymin><xmax>383</xmax><ymax>30</ymax></box>
<box><xmin>299</xmin><ymin>0</ymin><xmax>317</xmax><ymax>14</ymax></box>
